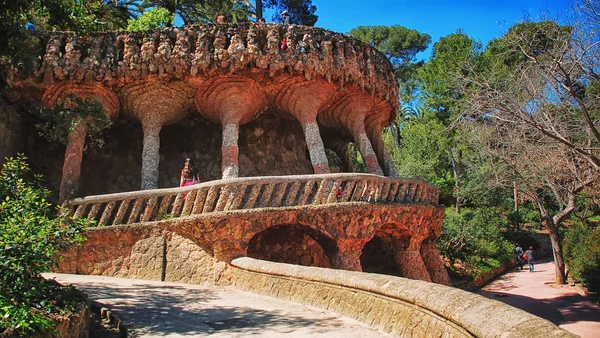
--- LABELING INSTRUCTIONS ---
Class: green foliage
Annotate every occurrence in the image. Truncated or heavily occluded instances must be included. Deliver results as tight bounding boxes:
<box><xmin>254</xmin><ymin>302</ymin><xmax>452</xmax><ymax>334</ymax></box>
<box><xmin>390</xmin><ymin>115</ymin><xmax>454</xmax><ymax>195</ymax></box>
<box><xmin>36</xmin><ymin>94</ymin><xmax>111</xmax><ymax>148</ymax></box>
<box><xmin>564</xmin><ymin>224</ymin><xmax>600</xmax><ymax>293</ymax></box>
<box><xmin>189</xmin><ymin>0</ymin><xmax>254</xmax><ymax>23</ymax></box>
<box><xmin>437</xmin><ymin>207</ymin><xmax>513</xmax><ymax>278</ymax></box>
<box><xmin>348</xmin><ymin>144</ymin><xmax>367</xmax><ymax>173</ymax></box>
<box><xmin>265</xmin><ymin>0</ymin><xmax>318</xmax><ymax>26</ymax></box>
<box><xmin>0</xmin><ymin>155</ymin><xmax>87</xmax><ymax>335</ymax></box>
<box><xmin>349</xmin><ymin>25</ymin><xmax>430</xmax><ymax>102</ymax></box>
<box><xmin>127</xmin><ymin>7</ymin><xmax>174</xmax><ymax>31</ymax></box>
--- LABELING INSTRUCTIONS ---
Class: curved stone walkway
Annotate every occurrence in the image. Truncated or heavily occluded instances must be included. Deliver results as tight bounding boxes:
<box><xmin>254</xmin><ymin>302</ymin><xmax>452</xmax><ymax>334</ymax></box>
<box><xmin>477</xmin><ymin>259</ymin><xmax>600</xmax><ymax>338</ymax></box>
<box><xmin>44</xmin><ymin>273</ymin><xmax>389</xmax><ymax>337</ymax></box>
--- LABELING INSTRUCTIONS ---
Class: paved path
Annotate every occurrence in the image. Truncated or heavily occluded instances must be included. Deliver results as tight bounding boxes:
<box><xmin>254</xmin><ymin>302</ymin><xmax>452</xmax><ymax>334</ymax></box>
<box><xmin>477</xmin><ymin>259</ymin><xmax>600</xmax><ymax>338</ymax></box>
<box><xmin>45</xmin><ymin>273</ymin><xmax>389</xmax><ymax>338</ymax></box>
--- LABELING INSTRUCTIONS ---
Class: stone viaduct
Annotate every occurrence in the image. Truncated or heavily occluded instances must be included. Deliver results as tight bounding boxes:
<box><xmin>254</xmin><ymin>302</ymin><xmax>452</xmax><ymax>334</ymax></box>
<box><xmin>6</xmin><ymin>23</ymin><xmax>449</xmax><ymax>285</ymax></box>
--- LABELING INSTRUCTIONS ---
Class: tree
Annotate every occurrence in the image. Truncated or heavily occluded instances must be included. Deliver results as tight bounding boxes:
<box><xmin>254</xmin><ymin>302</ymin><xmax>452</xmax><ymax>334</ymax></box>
<box><xmin>0</xmin><ymin>155</ymin><xmax>86</xmax><ymax>335</ymax></box>
<box><xmin>350</xmin><ymin>25</ymin><xmax>430</xmax><ymax>103</ymax></box>
<box><xmin>127</xmin><ymin>7</ymin><xmax>174</xmax><ymax>30</ymax></box>
<box><xmin>463</xmin><ymin>14</ymin><xmax>600</xmax><ymax>283</ymax></box>
<box><xmin>264</xmin><ymin>0</ymin><xmax>317</xmax><ymax>26</ymax></box>
<box><xmin>190</xmin><ymin>0</ymin><xmax>254</xmax><ymax>23</ymax></box>
<box><xmin>140</xmin><ymin>0</ymin><xmax>206</xmax><ymax>25</ymax></box>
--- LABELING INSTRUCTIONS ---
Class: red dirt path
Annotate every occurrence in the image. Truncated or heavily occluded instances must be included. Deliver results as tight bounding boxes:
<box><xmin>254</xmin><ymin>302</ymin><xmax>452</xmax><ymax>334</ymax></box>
<box><xmin>477</xmin><ymin>259</ymin><xmax>600</xmax><ymax>338</ymax></box>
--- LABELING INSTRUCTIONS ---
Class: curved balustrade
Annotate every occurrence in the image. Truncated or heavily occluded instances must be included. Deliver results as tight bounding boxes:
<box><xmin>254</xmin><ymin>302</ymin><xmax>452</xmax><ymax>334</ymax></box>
<box><xmin>65</xmin><ymin>173</ymin><xmax>439</xmax><ymax>226</ymax></box>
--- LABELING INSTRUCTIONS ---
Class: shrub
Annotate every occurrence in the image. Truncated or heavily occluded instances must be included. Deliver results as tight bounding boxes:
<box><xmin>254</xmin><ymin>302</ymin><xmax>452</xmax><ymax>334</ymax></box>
<box><xmin>0</xmin><ymin>154</ymin><xmax>87</xmax><ymax>335</ymax></box>
<box><xmin>437</xmin><ymin>207</ymin><xmax>513</xmax><ymax>279</ymax></box>
<box><xmin>564</xmin><ymin>224</ymin><xmax>600</xmax><ymax>294</ymax></box>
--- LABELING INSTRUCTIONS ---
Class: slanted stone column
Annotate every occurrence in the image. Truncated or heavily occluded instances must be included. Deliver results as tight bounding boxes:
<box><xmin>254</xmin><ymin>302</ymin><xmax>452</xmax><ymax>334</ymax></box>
<box><xmin>321</xmin><ymin>93</ymin><xmax>383</xmax><ymax>175</ymax></box>
<box><xmin>42</xmin><ymin>84</ymin><xmax>119</xmax><ymax>202</ymax></box>
<box><xmin>271</xmin><ymin>77</ymin><xmax>336</xmax><ymax>174</ymax></box>
<box><xmin>195</xmin><ymin>76</ymin><xmax>268</xmax><ymax>179</ymax></box>
<box><xmin>365</xmin><ymin>112</ymin><xmax>399</xmax><ymax>178</ymax></box>
<box><xmin>420</xmin><ymin>238</ymin><xmax>451</xmax><ymax>285</ymax></box>
<box><xmin>120</xmin><ymin>81</ymin><xmax>193</xmax><ymax>190</ymax></box>
<box><xmin>60</xmin><ymin>121</ymin><xmax>87</xmax><ymax>203</ymax></box>
<box><xmin>331</xmin><ymin>239</ymin><xmax>365</xmax><ymax>271</ymax></box>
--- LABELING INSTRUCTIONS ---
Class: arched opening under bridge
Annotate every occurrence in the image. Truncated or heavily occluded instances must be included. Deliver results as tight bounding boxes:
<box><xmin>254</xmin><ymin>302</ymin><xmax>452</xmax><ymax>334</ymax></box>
<box><xmin>247</xmin><ymin>224</ymin><xmax>335</xmax><ymax>268</ymax></box>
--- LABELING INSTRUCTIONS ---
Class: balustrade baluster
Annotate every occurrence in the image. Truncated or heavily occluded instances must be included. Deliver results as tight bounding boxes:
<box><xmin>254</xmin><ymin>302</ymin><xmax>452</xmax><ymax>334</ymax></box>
<box><xmin>297</xmin><ymin>181</ymin><xmax>316</xmax><ymax>205</ymax></box>
<box><xmin>326</xmin><ymin>180</ymin><xmax>342</xmax><ymax>204</ymax></box>
<box><xmin>374</xmin><ymin>182</ymin><xmax>384</xmax><ymax>201</ymax></box>
<box><xmin>157</xmin><ymin>195</ymin><xmax>173</xmax><ymax>219</ymax></box>
<box><xmin>141</xmin><ymin>196</ymin><xmax>158</xmax><ymax>222</ymax></box>
<box><xmin>87</xmin><ymin>204</ymin><xmax>102</xmax><ymax>222</ymax></box>
<box><xmin>393</xmin><ymin>184</ymin><xmax>404</xmax><ymax>202</ymax></box>
<box><xmin>387</xmin><ymin>183</ymin><xmax>399</xmax><ymax>202</ymax></box>
<box><xmin>257</xmin><ymin>184</ymin><xmax>275</xmax><ymax>207</ymax></box>
<box><xmin>225</xmin><ymin>185</ymin><xmax>246</xmax><ymax>210</ymax></box>
<box><xmin>413</xmin><ymin>184</ymin><xmax>421</xmax><ymax>203</ymax></box>
<box><xmin>181</xmin><ymin>190</ymin><xmax>197</xmax><ymax>216</ymax></box>
<box><xmin>243</xmin><ymin>184</ymin><xmax>262</xmax><ymax>209</ymax></box>
<box><xmin>172</xmin><ymin>193</ymin><xmax>185</xmax><ymax>216</ymax></box>
<box><xmin>98</xmin><ymin>201</ymin><xmax>116</xmax><ymax>226</ymax></box>
<box><xmin>270</xmin><ymin>183</ymin><xmax>286</xmax><ymax>207</ymax></box>
<box><xmin>402</xmin><ymin>184</ymin><xmax>413</xmax><ymax>202</ymax></box>
<box><xmin>380</xmin><ymin>183</ymin><xmax>391</xmax><ymax>202</ymax></box>
<box><xmin>313</xmin><ymin>179</ymin><xmax>332</xmax><ymax>205</ymax></box>
<box><xmin>73</xmin><ymin>204</ymin><xmax>88</xmax><ymax>219</ymax></box>
<box><xmin>284</xmin><ymin>182</ymin><xmax>301</xmax><ymax>206</ymax></box>
<box><xmin>340</xmin><ymin>180</ymin><xmax>356</xmax><ymax>201</ymax></box>
<box><xmin>202</xmin><ymin>186</ymin><xmax>220</xmax><ymax>213</ymax></box>
<box><xmin>192</xmin><ymin>188</ymin><xmax>208</xmax><ymax>214</ymax></box>
<box><xmin>127</xmin><ymin>198</ymin><xmax>144</xmax><ymax>224</ymax></box>
<box><xmin>215</xmin><ymin>185</ymin><xmax>232</xmax><ymax>211</ymax></box>
<box><xmin>113</xmin><ymin>200</ymin><xmax>131</xmax><ymax>225</ymax></box>
<box><xmin>351</xmin><ymin>181</ymin><xmax>365</xmax><ymax>201</ymax></box>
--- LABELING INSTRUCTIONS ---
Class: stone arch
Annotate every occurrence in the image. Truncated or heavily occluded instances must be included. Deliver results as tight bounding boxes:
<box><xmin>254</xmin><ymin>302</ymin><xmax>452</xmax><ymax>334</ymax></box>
<box><xmin>360</xmin><ymin>222</ymin><xmax>411</xmax><ymax>276</ymax></box>
<box><xmin>247</xmin><ymin>224</ymin><xmax>336</xmax><ymax>268</ymax></box>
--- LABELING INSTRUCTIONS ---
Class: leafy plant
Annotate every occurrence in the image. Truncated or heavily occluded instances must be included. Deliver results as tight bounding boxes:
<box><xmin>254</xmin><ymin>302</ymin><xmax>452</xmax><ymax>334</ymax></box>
<box><xmin>564</xmin><ymin>224</ymin><xmax>600</xmax><ymax>294</ymax></box>
<box><xmin>0</xmin><ymin>154</ymin><xmax>87</xmax><ymax>335</ymax></box>
<box><xmin>35</xmin><ymin>94</ymin><xmax>111</xmax><ymax>148</ymax></box>
<box><xmin>437</xmin><ymin>207</ymin><xmax>513</xmax><ymax>279</ymax></box>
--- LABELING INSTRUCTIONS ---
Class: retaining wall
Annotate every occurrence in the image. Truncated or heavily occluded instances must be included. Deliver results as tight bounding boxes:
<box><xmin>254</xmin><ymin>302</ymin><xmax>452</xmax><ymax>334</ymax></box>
<box><xmin>231</xmin><ymin>257</ymin><xmax>576</xmax><ymax>338</ymax></box>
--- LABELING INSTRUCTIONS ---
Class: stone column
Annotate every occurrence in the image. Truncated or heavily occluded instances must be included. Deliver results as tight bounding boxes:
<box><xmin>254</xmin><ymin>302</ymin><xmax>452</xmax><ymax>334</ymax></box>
<box><xmin>59</xmin><ymin>121</ymin><xmax>88</xmax><ymax>203</ymax></box>
<box><xmin>301</xmin><ymin>118</ymin><xmax>330</xmax><ymax>174</ymax></box>
<box><xmin>420</xmin><ymin>239</ymin><xmax>451</xmax><ymax>285</ymax></box>
<box><xmin>331</xmin><ymin>239</ymin><xmax>364</xmax><ymax>271</ymax></box>
<box><xmin>348</xmin><ymin>118</ymin><xmax>383</xmax><ymax>175</ymax></box>
<box><xmin>367</xmin><ymin>126</ymin><xmax>399</xmax><ymax>178</ymax></box>
<box><xmin>221</xmin><ymin>122</ymin><xmax>240</xmax><ymax>179</ymax></box>
<box><xmin>392</xmin><ymin>237</ymin><xmax>432</xmax><ymax>282</ymax></box>
<box><xmin>141</xmin><ymin>122</ymin><xmax>162</xmax><ymax>190</ymax></box>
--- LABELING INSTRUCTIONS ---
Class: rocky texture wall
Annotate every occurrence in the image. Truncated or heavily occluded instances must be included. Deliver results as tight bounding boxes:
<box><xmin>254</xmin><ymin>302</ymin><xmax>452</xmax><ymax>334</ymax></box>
<box><xmin>0</xmin><ymin>95</ymin><xmax>22</xmax><ymax>166</ymax></box>
<box><xmin>57</xmin><ymin>224</ymin><xmax>234</xmax><ymax>286</ymax></box>
<box><xmin>232</xmin><ymin>257</ymin><xmax>577</xmax><ymax>338</ymax></box>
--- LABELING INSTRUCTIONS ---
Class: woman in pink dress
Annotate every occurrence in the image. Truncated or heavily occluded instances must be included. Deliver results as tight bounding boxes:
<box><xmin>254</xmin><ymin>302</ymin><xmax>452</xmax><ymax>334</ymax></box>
<box><xmin>179</xmin><ymin>158</ymin><xmax>200</xmax><ymax>188</ymax></box>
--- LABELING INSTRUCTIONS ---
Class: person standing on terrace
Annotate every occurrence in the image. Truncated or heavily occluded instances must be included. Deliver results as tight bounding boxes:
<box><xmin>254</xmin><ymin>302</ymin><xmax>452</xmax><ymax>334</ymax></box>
<box><xmin>180</xmin><ymin>158</ymin><xmax>200</xmax><ymax>188</ymax></box>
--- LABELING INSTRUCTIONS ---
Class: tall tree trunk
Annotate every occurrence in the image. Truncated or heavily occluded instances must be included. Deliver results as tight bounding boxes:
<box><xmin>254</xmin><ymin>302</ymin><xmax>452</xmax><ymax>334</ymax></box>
<box><xmin>541</xmin><ymin>214</ymin><xmax>567</xmax><ymax>284</ymax></box>
<box><xmin>513</xmin><ymin>178</ymin><xmax>519</xmax><ymax>230</ymax></box>
<box><xmin>256</xmin><ymin>0</ymin><xmax>263</xmax><ymax>19</ymax></box>
<box><xmin>449</xmin><ymin>148</ymin><xmax>461</xmax><ymax>214</ymax></box>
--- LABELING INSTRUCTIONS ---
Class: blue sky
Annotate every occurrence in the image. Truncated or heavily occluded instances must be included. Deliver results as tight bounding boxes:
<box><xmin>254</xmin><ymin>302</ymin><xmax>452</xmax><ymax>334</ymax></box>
<box><xmin>265</xmin><ymin>0</ymin><xmax>571</xmax><ymax>59</ymax></box>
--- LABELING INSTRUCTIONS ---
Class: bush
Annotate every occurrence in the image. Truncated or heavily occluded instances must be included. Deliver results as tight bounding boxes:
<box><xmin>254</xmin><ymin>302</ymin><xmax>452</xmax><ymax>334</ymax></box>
<box><xmin>0</xmin><ymin>155</ymin><xmax>87</xmax><ymax>335</ymax></box>
<box><xmin>437</xmin><ymin>207</ymin><xmax>513</xmax><ymax>279</ymax></box>
<box><xmin>564</xmin><ymin>224</ymin><xmax>600</xmax><ymax>294</ymax></box>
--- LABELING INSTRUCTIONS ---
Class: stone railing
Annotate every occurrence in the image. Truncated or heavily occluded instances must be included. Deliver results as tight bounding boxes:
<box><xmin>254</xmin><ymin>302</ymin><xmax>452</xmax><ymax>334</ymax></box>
<box><xmin>231</xmin><ymin>257</ymin><xmax>577</xmax><ymax>338</ymax></box>
<box><xmin>9</xmin><ymin>23</ymin><xmax>398</xmax><ymax>107</ymax></box>
<box><xmin>65</xmin><ymin>173</ymin><xmax>438</xmax><ymax>226</ymax></box>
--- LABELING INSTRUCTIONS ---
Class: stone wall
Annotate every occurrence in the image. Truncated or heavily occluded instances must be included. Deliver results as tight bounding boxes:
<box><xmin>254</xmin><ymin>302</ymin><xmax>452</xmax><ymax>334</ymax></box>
<box><xmin>57</xmin><ymin>223</ymin><xmax>234</xmax><ymax>286</ymax></box>
<box><xmin>0</xmin><ymin>95</ymin><xmax>22</xmax><ymax>166</ymax></box>
<box><xmin>232</xmin><ymin>257</ymin><xmax>577</xmax><ymax>338</ymax></box>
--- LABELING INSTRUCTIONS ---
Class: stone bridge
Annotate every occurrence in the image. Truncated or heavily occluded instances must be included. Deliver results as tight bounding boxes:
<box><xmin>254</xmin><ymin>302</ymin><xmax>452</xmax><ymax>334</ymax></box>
<box><xmin>63</xmin><ymin>173</ymin><xmax>450</xmax><ymax>285</ymax></box>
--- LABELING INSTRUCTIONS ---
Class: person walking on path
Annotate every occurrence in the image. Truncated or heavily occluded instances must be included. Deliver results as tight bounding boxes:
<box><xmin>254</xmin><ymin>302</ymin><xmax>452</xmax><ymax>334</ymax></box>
<box><xmin>524</xmin><ymin>246</ymin><xmax>534</xmax><ymax>272</ymax></box>
<box><xmin>514</xmin><ymin>243</ymin><xmax>524</xmax><ymax>270</ymax></box>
